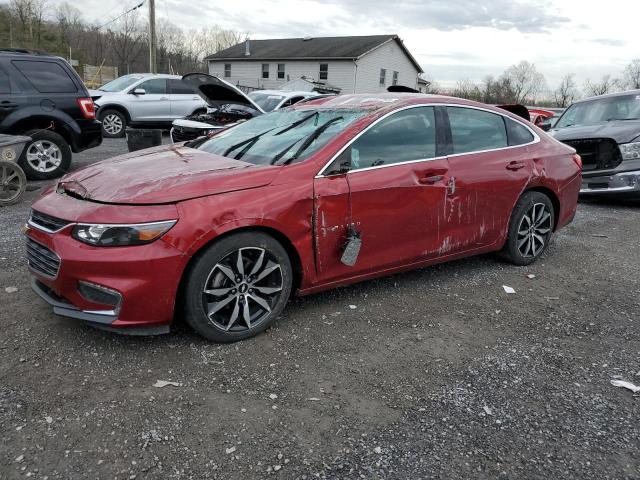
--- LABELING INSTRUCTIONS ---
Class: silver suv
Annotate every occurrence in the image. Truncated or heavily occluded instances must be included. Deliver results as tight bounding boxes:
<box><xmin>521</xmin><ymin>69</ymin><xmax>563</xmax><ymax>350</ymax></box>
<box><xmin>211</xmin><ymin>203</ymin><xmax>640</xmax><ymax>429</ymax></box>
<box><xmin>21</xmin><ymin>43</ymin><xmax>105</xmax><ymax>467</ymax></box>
<box><xmin>91</xmin><ymin>74</ymin><xmax>206</xmax><ymax>138</ymax></box>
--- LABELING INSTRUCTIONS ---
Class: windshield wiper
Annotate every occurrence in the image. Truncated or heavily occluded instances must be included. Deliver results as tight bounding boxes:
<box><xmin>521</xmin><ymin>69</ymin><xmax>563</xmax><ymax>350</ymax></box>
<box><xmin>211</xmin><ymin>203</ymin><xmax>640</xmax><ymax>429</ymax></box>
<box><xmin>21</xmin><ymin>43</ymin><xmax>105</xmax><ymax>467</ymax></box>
<box><xmin>222</xmin><ymin>127</ymin><xmax>277</xmax><ymax>159</ymax></box>
<box><xmin>278</xmin><ymin>116</ymin><xmax>344</xmax><ymax>166</ymax></box>
<box><xmin>274</xmin><ymin>111</ymin><xmax>319</xmax><ymax>136</ymax></box>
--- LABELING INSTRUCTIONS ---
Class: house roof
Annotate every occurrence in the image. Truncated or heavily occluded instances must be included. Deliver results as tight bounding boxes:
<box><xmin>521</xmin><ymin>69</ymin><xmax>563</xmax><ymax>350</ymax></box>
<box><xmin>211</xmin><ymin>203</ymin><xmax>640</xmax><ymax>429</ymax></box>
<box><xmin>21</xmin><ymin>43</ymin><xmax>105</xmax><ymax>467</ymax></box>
<box><xmin>206</xmin><ymin>35</ymin><xmax>423</xmax><ymax>73</ymax></box>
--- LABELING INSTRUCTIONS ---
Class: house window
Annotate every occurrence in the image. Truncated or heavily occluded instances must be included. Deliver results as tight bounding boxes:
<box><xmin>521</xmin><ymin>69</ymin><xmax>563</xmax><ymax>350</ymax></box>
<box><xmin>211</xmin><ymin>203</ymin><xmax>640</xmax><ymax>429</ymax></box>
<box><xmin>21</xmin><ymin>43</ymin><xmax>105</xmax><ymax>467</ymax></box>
<box><xmin>379</xmin><ymin>68</ymin><xmax>386</xmax><ymax>86</ymax></box>
<box><xmin>319</xmin><ymin>63</ymin><xmax>328</xmax><ymax>81</ymax></box>
<box><xmin>224</xmin><ymin>64</ymin><xmax>231</xmax><ymax>78</ymax></box>
<box><xmin>392</xmin><ymin>71</ymin><xmax>399</xmax><ymax>86</ymax></box>
<box><xmin>277</xmin><ymin>63</ymin><xmax>285</xmax><ymax>79</ymax></box>
<box><xmin>262</xmin><ymin>64</ymin><xmax>269</xmax><ymax>79</ymax></box>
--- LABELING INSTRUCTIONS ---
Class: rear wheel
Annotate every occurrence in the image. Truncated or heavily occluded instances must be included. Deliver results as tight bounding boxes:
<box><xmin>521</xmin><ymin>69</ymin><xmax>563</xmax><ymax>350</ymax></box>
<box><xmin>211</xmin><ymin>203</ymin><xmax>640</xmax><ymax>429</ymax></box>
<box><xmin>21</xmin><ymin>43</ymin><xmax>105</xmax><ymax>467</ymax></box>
<box><xmin>503</xmin><ymin>191</ymin><xmax>554</xmax><ymax>266</ymax></box>
<box><xmin>0</xmin><ymin>161</ymin><xmax>26</xmax><ymax>206</ymax></box>
<box><xmin>19</xmin><ymin>129</ymin><xmax>72</xmax><ymax>180</ymax></box>
<box><xmin>183</xmin><ymin>232</ymin><xmax>293</xmax><ymax>342</ymax></box>
<box><xmin>100</xmin><ymin>109</ymin><xmax>127</xmax><ymax>138</ymax></box>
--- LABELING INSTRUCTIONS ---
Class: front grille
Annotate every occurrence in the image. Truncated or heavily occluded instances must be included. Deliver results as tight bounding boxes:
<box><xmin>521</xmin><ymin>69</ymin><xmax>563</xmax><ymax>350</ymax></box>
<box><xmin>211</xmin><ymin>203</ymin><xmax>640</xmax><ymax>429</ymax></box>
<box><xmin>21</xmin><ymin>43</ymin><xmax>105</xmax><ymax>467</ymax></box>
<box><xmin>26</xmin><ymin>238</ymin><xmax>61</xmax><ymax>278</ymax></box>
<box><xmin>563</xmin><ymin>138</ymin><xmax>622</xmax><ymax>172</ymax></box>
<box><xmin>29</xmin><ymin>210</ymin><xmax>71</xmax><ymax>232</ymax></box>
<box><xmin>171</xmin><ymin>127</ymin><xmax>202</xmax><ymax>143</ymax></box>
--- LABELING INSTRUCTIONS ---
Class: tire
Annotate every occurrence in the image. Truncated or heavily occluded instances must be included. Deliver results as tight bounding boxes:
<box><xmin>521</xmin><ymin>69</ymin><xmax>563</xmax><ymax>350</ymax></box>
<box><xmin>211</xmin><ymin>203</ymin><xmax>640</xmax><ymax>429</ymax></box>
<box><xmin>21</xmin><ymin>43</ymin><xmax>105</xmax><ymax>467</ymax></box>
<box><xmin>18</xmin><ymin>129</ymin><xmax>72</xmax><ymax>180</ymax></box>
<box><xmin>502</xmin><ymin>191</ymin><xmax>555</xmax><ymax>266</ymax></box>
<box><xmin>0</xmin><ymin>160</ymin><xmax>27</xmax><ymax>206</ymax></box>
<box><xmin>183</xmin><ymin>232</ymin><xmax>293</xmax><ymax>342</ymax></box>
<box><xmin>100</xmin><ymin>109</ymin><xmax>127</xmax><ymax>138</ymax></box>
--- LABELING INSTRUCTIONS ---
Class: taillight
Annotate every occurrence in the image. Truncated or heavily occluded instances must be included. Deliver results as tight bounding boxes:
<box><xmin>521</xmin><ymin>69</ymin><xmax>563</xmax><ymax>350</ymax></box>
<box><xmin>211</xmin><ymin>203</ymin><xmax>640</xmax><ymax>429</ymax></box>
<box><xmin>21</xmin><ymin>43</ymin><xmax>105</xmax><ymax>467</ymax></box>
<box><xmin>572</xmin><ymin>153</ymin><xmax>582</xmax><ymax>169</ymax></box>
<box><xmin>76</xmin><ymin>97</ymin><xmax>96</xmax><ymax>120</ymax></box>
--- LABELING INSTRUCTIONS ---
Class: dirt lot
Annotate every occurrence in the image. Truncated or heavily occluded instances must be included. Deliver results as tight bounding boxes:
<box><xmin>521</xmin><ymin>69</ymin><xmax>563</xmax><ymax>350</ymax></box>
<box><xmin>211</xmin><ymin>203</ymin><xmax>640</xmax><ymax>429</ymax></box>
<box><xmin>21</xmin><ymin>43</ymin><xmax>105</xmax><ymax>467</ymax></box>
<box><xmin>1</xmin><ymin>139</ymin><xmax>639</xmax><ymax>479</ymax></box>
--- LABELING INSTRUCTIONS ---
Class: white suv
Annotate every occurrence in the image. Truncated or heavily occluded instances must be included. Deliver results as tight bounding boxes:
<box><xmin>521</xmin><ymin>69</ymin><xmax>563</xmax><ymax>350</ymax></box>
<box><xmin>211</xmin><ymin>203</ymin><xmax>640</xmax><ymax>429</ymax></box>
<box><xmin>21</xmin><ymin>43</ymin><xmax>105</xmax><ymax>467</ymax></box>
<box><xmin>91</xmin><ymin>74</ymin><xmax>206</xmax><ymax>138</ymax></box>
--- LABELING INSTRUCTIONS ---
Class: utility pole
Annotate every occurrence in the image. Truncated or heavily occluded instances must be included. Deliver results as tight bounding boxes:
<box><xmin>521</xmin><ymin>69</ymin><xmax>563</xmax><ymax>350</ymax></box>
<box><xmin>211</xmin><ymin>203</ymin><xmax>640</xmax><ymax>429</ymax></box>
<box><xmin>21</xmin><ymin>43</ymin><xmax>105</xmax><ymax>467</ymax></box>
<box><xmin>148</xmin><ymin>0</ymin><xmax>157</xmax><ymax>74</ymax></box>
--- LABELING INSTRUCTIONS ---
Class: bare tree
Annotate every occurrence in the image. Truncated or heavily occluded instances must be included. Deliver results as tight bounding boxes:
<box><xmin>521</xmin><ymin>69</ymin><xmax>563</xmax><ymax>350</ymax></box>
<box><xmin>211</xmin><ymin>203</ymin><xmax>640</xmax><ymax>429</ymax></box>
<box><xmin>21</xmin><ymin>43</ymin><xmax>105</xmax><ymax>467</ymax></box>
<box><xmin>583</xmin><ymin>75</ymin><xmax>620</xmax><ymax>97</ymax></box>
<box><xmin>554</xmin><ymin>74</ymin><xmax>578</xmax><ymax>107</ymax></box>
<box><xmin>504</xmin><ymin>61</ymin><xmax>547</xmax><ymax>104</ymax></box>
<box><xmin>106</xmin><ymin>8</ymin><xmax>146</xmax><ymax>74</ymax></box>
<box><xmin>453</xmin><ymin>79</ymin><xmax>481</xmax><ymax>101</ymax></box>
<box><xmin>622</xmin><ymin>59</ymin><xmax>640</xmax><ymax>89</ymax></box>
<box><xmin>10</xmin><ymin>0</ymin><xmax>48</xmax><ymax>49</ymax></box>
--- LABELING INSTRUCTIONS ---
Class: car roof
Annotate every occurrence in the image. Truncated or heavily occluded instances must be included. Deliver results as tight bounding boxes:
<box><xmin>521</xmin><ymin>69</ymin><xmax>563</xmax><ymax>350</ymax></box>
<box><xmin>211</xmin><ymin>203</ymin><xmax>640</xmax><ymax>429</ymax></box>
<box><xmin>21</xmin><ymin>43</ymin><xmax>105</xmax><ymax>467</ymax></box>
<box><xmin>250</xmin><ymin>90</ymin><xmax>317</xmax><ymax>98</ymax></box>
<box><xmin>294</xmin><ymin>92</ymin><xmax>509</xmax><ymax>114</ymax></box>
<box><xmin>574</xmin><ymin>89</ymin><xmax>640</xmax><ymax>104</ymax></box>
<box><xmin>120</xmin><ymin>73</ymin><xmax>182</xmax><ymax>79</ymax></box>
<box><xmin>0</xmin><ymin>49</ymin><xmax>65</xmax><ymax>61</ymax></box>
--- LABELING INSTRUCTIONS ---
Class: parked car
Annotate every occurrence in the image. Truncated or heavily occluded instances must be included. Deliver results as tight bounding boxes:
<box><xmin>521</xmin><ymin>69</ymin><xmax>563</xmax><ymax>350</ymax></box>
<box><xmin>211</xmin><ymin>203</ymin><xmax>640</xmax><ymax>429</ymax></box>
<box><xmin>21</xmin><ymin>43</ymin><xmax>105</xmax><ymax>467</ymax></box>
<box><xmin>170</xmin><ymin>73</ymin><xmax>331</xmax><ymax>142</ymax></box>
<box><xmin>549</xmin><ymin>90</ymin><xmax>640</xmax><ymax>197</ymax></box>
<box><xmin>0</xmin><ymin>49</ymin><xmax>102</xmax><ymax>180</ymax></box>
<box><xmin>528</xmin><ymin>108</ymin><xmax>557</xmax><ymax>128</ymax></box>
<box><xmin>91</xmin><ymin>74</ymin><xmax>206</xmax><ymax>138</ymax></box>
<box><xmin>26</xmin><ymin>93</ymin><xmax>581</xmax><ymax>342</ymax></box>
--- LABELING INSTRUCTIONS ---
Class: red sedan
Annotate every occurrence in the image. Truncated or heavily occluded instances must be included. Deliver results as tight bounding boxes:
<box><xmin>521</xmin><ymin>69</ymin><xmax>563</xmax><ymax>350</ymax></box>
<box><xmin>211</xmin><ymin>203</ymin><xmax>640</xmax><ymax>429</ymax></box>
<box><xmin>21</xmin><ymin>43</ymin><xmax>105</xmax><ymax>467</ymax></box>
<box><xmin>25</xmin><ymin>94</ymin><xmax>582</xmax><ymax>342</ymax></box>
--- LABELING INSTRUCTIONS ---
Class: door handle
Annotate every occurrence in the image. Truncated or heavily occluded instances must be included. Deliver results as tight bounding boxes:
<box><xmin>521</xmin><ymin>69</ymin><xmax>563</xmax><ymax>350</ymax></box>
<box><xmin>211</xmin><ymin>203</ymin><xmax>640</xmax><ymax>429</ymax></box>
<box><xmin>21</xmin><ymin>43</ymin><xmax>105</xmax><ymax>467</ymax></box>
<box><xmin>160</xmin><ymin>97</ymin><xmax>169</xmax><ymax>101</ymax></box>
<box><xmin>506</xmin><ymin>161</ymin><xmax>525</xmax><ymax>171</ymax></box>
<box><xmin>418</xmin><ymin>174</ymin><xmax>443</xmax><ymax>185</ymax></box>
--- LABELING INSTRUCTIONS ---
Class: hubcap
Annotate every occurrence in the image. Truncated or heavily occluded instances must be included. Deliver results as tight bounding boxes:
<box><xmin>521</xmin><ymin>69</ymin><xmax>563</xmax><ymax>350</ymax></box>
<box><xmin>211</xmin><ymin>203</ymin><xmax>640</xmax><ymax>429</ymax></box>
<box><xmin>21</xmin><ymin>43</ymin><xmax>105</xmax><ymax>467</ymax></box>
<box><xmin>103</xmin><ymin>114</ymin><xmax>123</xmax><ymax>135</ymax></box>
<box><xmin>0</xmin><ymin>162</ymin><xmax>25</xmax><ymax>202</ymax></box>
<box><xmin>203</xmin><ymin>247</ymin><xmax>283</xmax><ymax>332</ymax></box>
<box><xmin>25</xmin><ymin>140</ymin><xmax>62</xmax><ymax>173</ymax></box>
<box><xmin>517</xmin><ymin>202</ymin><xmax>551</xmax><ymax>258</ymax></box>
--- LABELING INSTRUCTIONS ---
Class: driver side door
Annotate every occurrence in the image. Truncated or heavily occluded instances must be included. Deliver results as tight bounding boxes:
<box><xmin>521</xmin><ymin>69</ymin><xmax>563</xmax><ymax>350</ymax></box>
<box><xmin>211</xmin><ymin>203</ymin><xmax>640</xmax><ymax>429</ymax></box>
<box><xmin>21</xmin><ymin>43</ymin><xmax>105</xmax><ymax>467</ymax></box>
<box><xmin>313</xmin><ymin>106</ymin><xmax>452</xmax><ymax>284</ymax></box>
<box><xmin>128</xmin><ymin>78</ymin><xmax>170</xmax><ymax>122</ymax></box>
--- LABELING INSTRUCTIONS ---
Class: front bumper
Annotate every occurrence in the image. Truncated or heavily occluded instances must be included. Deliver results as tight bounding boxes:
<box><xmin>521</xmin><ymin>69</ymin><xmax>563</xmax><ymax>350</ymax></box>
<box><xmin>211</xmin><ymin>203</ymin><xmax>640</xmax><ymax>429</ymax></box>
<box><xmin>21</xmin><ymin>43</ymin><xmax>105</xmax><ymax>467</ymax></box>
<box><xmin>26</xmin><ymin>221</ymin><xmax>185</xmax><ymax>334</ymax></box>
<box><xmin>580</xmin><ymin>169</ymin><xmax>640</xmax><ymax>196</ymax></box>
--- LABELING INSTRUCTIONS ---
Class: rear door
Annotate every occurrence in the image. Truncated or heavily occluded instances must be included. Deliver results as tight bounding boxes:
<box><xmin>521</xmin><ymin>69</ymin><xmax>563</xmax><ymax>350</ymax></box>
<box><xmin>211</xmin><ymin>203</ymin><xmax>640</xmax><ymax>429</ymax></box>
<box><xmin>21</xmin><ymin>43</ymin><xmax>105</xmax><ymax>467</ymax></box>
<box><xmin>167</xmin><ymin>79</ymin><xmax>203</xmax><ymax>119</ymax></box>
<box><xmin>313</xmin><ymin>106</ymin><xmax>451</xmax><ymax>283</ymax></box>
<box><xmin>128</xmin><ymin>78</ymin><xmax>169</xmax><ymax>122</ymax></box>
<box><xmin>0</xmin><ymin>63</ymin><xmax>29</xmax><ymax>128</ymax></box>
<box><xmin>443</xmin><ymin>106</ymin><xmax>535</xmax><ymax>250</ymax></box>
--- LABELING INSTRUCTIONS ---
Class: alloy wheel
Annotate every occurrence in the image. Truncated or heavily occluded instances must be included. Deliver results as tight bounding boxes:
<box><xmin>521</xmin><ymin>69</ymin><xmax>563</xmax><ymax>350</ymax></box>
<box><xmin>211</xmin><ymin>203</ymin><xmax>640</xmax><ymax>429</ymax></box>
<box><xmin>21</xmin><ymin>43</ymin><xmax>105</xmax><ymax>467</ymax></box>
<box><xmin>103</xmin><ymin>114</ymin><xmax>124</xmax><ymax>135</ymax></box>
<box><xmin>25</xmin><ymin>140</ymin><xmax>62</xmax><ymax>173</ymax></box>
<box><xmin>0</xmin><ymin>161</ymin><xmax>26</xmax><ymax>204</ymax></box>
<box><xmin>517</xmin><ymin>202</ymin><xmax>551</xmax><ymax>258</ymax></box>
<box><xmin>203</xmin><ymin>247</ymin><xmax>283</xmax><ymax>332</ymax></box>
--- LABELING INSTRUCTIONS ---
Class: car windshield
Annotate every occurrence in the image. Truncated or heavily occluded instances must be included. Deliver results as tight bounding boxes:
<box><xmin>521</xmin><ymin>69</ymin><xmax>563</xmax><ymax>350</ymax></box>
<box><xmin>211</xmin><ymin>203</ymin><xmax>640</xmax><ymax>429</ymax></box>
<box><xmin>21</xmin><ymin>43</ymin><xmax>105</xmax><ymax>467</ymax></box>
<box><xmin>556</xmin><ymin>93</ymin><xmax>640</xmax><ymax>128</ymax></box>
<box><xmin>99</xmin><ymin>75</ymin><xmax>144</xmax><ymax>92</ymax></box>
<box><xmin>248</xmin><ymin>92</ymin><xmax>287</xmax><ymax>112</ymax></box>
<box><xmin>196</xmin><ymin>108</ymin><xmax>365</xmax><ymax>166</ymax></box>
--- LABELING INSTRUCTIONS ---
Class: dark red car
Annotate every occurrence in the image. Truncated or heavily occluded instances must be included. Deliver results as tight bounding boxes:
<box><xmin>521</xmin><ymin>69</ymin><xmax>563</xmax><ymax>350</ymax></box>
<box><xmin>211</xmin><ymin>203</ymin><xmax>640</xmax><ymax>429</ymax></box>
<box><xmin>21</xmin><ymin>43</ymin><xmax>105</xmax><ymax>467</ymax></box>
<box><xmin>25</xmin><ymin>94</ymin><xmax>582</xmax><ymax>342</ymax></box>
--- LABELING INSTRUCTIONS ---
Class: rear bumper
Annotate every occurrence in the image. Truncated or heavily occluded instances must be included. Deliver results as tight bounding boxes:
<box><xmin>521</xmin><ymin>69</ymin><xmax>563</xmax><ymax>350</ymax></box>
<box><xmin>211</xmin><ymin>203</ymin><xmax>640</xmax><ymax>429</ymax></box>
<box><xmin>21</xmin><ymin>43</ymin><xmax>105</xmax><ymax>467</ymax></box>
<box><xmin>67</xmin><ymin>119</ymin><xmax>102</xmax><ymax>152</ymax></box>
<box><xmin>580</xmin><ymin>170</ymin><xmax>640</xmax><ymax>196</ymax></box>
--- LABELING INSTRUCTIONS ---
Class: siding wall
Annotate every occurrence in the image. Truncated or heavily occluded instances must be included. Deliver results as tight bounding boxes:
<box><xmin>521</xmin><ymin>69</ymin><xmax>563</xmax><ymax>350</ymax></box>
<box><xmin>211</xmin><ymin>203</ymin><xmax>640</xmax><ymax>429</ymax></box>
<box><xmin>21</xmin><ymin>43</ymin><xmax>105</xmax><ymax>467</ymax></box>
<box><xmin>208</xmin><ymin>60</ymin><xmax>356</xmax><ymax>92</ymax></box>
<box><xmin>354</xmin><ymin>40</ymin><xmax>420</xmax><ymax>93</ymax></box>
<box><xmin>208</xmin><ymin>40</ymin><xmax>421</xmax><ymax>94</ymax></box>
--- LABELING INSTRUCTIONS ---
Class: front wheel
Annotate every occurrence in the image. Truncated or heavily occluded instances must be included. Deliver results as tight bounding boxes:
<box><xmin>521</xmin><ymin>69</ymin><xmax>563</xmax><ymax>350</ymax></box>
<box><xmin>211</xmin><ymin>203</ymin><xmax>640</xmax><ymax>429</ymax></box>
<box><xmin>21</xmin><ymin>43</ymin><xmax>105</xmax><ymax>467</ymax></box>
<box><xmin>183</xmin><ymin>232</ymin><xmax>293</xmax><ymax>342</ymax></box>
<box><xmin>502</xmin><ymin>191</ymin><xmax>555</xmax><ymax>266</ymax></box>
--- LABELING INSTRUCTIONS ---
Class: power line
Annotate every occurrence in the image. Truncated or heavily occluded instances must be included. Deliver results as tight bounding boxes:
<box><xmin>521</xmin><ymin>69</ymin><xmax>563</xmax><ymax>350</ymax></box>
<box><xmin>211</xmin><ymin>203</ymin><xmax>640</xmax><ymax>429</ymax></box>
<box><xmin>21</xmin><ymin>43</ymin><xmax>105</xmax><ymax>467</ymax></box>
<box><xmin>96</xmin><ymin>1</ymin><xmax>145</xmax><ymax>30</ymax></box>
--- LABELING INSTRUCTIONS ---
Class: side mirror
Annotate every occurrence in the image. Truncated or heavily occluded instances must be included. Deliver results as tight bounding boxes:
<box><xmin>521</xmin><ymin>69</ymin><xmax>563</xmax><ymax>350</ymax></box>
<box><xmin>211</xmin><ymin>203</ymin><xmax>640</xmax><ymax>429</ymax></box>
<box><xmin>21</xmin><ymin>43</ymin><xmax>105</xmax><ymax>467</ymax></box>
<box><xmin>132</xmin><ymin>88</ymin><xmax>146</xmax><ymax>95</ymax></box>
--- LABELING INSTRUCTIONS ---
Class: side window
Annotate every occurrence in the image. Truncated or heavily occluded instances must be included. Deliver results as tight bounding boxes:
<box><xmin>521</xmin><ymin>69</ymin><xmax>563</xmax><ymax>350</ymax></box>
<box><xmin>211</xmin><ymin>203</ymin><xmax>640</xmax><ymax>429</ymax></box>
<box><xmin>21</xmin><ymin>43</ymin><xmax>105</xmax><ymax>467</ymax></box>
<box><xmin>277</xmin><ymin>63</ymin><xmax>285</xmax><ymax>79</ymax></box>
<box><xmin>139</xmin><ymin>78</ymin><xmax>166</xmax><ymax>94</ymax></box>
<box><xmin>348</xmin><ymin>107</ymin><xmax>437</xmax><ymax>170</ymax></box>
<box><xmin>262</xmin><ymin>64</ymin><xmax>269</xmax><ymax>79</ymax></box>
<box><xmin>12</xmin><ymin>60</ymin><xmax>77</xmax><ymax>93</ymax></box>
<box><xmin>224</xmin><ymin>64</ymin><xmax>231</xmax><ymax>78</ymax></box>
<box><xmin>379</xmin><ymin>68</ymin><xmax>386</xmax><ymax>86</ymax></box>
<box><xmin>281</xmin><ymin>96</ymin><xmax>304</xmax><ymax>107</ymax></box>
<box><xmin>0</xmin><ymin>66</ymin><xmax>10</xmax><ymax>94</ymax></box>
<box><xmin>506</xmin><ymin>117</ymin><xmax>535</xmax><ymax>146</ymax></box>
<box><xmin>392</xmin><ymin>71</ymin><xmax>399</xmax><ymax>86</ymax></box>
<box><xmin>447</xmin><ymin>107</ymin><xmax>507</xmax><ymax>154</ymax></box>
<box><xmin>168</xmin><ymin>79</ymin><xmax>196</xmax><ymax>95</ymax></box>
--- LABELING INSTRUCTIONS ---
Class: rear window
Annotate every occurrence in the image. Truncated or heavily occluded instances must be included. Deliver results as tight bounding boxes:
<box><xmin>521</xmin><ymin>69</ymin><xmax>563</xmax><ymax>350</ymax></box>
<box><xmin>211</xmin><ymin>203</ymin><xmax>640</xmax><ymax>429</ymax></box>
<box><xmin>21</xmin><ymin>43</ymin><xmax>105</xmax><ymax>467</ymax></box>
<box><xmin>506</xmin><ymin>118</ymin><xmax>535</xmax><ymax>146</ymax></box>
<box><xmin>12</xmin><ymin>60</ymin><xmax>78</xmax><ymax>93</ymax></box>
<box><xmin>447</xmin><ymin>107</ymin><xmax>508</xmax><ymax>154</ymax></box>
<box><xmin>168</xmin><ymin>79</ymin><xmax>197</xmax><ymax>95</ymax></box>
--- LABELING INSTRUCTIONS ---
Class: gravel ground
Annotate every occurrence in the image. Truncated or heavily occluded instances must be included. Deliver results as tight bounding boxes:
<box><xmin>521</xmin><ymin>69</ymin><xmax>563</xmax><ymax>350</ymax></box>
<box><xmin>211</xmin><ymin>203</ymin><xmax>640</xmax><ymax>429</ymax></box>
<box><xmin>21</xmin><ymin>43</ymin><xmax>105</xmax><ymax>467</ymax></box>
<box><xmin>1</xmin><ymin>139</ymin><xmax>639</xmax><ymax>479</ymax></box>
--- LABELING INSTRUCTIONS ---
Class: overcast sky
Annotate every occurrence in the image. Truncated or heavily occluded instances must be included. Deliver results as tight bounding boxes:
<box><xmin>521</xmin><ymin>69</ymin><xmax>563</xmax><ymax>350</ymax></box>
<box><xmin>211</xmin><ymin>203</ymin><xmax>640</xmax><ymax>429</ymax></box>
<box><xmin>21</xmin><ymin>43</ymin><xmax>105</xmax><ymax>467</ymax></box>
<box><xmin>57</xmin><ymin>0</ymin><xmax>637</xmax><ymax>89</ymax></box>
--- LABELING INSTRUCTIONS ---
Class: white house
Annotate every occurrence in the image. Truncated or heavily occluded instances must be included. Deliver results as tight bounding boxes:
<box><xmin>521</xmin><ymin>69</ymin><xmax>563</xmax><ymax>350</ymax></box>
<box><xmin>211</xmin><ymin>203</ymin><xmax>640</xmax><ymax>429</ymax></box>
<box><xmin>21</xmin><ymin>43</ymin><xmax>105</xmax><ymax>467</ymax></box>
<box><xmin>205</xmin><ymin>35</ymin><xmax>423</xmax><ymax>94</ymax></box>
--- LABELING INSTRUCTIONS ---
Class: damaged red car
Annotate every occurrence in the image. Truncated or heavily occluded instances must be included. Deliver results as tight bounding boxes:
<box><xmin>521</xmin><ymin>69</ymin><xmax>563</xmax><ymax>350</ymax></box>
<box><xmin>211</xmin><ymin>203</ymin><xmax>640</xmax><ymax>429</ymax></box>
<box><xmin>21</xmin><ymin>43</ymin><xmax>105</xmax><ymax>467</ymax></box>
<box><xmin>25</xmin><ymin>94</ymin><xmax>582</xmax><ymax>342</ymax></box>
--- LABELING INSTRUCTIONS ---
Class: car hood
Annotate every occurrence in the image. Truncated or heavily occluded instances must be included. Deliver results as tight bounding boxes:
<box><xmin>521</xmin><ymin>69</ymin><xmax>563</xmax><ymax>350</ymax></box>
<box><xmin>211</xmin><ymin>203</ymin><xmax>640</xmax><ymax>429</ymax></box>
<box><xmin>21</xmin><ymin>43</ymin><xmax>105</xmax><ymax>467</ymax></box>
<box><xmin>550</xmin><ymin>120</ymin><xmax>640</xmax><ymax>144</ymax></box>
<box><xmin>57</xmin><ymin>144</ymin><xmax>279</xmax><ymax>205</ymax></box>
<box><xmin>181</xmin><ymin>73</ymin><xmax>265</xmax><ymax>113</ymax></box>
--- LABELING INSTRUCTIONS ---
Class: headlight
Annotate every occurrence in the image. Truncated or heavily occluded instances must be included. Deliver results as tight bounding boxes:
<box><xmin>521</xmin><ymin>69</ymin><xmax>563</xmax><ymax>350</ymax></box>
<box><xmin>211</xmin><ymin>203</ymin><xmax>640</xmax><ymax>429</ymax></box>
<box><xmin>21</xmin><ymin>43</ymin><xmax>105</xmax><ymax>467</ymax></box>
<box><xmin>620</xmin><ymin>142</ymin><xmax>640</xmax><ymax>160</ymax></box>
<box><xmin>72</xmin><ymin>220</ymin><xmax>176</xmax><ymax>246</ymax></box>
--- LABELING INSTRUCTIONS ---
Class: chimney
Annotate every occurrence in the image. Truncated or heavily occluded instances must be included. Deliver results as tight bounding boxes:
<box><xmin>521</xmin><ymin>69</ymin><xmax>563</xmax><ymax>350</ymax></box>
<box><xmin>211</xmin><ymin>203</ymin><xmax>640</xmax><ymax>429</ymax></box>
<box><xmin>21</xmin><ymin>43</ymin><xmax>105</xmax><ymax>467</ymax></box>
<box><xmin>244</xmin><ymin>39</ymin><xmax>251</xmax><ymax>56</ymax></box>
